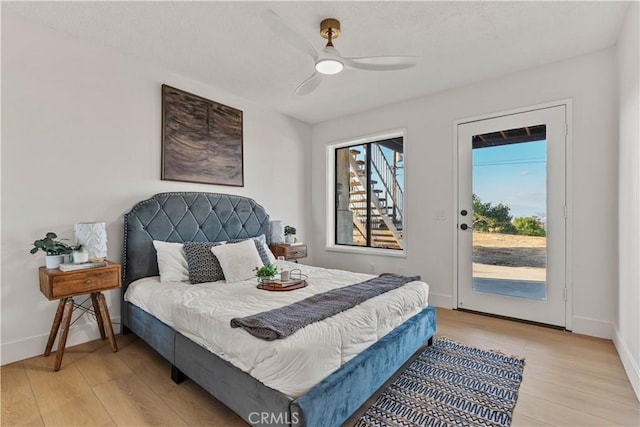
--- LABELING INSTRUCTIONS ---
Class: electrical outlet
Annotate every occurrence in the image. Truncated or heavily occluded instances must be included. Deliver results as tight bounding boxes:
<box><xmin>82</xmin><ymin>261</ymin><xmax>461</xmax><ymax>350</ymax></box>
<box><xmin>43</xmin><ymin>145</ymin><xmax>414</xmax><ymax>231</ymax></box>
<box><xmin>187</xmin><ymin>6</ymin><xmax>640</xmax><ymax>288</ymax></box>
<box><xmin>433</xmin><ymin>209</ymin><xmax>446</xmax><ymax>220</ymax></box>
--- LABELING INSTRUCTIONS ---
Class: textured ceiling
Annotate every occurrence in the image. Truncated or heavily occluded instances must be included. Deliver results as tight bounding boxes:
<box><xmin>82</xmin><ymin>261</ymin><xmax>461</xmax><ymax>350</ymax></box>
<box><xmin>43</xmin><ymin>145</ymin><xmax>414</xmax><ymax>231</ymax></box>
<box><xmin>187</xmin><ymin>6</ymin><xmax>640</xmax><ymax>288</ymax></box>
<box><xmin>3</xmin><ymin>1</ymin><xmax>630</xmax><ymax>124</ymax></box>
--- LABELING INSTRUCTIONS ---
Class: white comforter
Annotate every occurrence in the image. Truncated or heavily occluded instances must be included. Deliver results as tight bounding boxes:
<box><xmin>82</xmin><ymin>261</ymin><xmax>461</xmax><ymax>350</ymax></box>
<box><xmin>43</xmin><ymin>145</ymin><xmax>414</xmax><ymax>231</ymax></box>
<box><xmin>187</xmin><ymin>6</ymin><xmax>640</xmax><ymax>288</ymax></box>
<box><xmin>124</xmin><ymin>261</ymin><xmax>429</xmax><ymax>397</ymax></box>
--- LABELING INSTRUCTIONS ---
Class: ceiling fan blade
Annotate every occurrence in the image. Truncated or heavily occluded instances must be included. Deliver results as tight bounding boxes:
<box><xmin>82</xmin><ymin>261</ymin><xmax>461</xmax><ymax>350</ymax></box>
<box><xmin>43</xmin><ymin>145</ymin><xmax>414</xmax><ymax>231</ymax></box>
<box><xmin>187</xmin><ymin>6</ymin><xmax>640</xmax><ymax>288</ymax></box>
<box><xmin>260</xmin><ymin>10</ymin><xmax>318</xmax><ymax>60</ymax></box>
<box><xmin>343</xmin><ymin>56</ymin><xmax>418</xmax><ymax>71</ymax></box>
<box><xmin>296</xmin><ymin>72</ymin><xmax>323</xmax><ymax>95</ymax></box>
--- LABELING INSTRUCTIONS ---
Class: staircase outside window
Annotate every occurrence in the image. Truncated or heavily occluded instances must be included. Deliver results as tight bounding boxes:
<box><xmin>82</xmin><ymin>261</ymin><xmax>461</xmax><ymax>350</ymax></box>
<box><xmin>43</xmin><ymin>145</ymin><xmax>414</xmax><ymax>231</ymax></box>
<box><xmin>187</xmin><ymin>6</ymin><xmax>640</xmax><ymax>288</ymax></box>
<box><xmin>334</xmin><ymin>135</ymin><xmax>404</xmax><ymax>250</ymax></box>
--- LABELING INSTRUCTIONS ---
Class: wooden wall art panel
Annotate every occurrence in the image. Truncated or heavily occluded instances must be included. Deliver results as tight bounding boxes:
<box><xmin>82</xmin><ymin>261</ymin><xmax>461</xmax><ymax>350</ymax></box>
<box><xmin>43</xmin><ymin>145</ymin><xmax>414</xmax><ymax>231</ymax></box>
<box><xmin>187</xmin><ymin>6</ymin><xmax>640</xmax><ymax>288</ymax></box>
<box><xmin>161</xmin><ymin>85</ymin><xmax>243</xmax><ymax>186</ymax></box>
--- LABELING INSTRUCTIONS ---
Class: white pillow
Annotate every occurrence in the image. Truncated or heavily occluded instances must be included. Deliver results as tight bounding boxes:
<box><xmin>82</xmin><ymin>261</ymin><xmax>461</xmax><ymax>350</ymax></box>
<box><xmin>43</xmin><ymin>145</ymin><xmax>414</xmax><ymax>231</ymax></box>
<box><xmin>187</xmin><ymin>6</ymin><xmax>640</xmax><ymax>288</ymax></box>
<box><xmin>211</xmin><ymin>238</ymin><xmax>264</xmax><ymax>282</ymax></box>
<box><xmin>152</xmin><ymin>240</ymin><xmax>188</xmax><ymax>282</ymax></box>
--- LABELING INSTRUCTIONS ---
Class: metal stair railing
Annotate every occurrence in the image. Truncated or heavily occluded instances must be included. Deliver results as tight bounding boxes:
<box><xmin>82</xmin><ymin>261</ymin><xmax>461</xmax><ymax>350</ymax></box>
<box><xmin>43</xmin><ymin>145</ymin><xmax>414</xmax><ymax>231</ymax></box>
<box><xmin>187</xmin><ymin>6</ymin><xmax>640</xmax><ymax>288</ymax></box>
<box><xmin>348</xmin><ymin>155</ymin><xmax>403</xmax><ymax>248</ymax></box>
<box><xmin>370</xmin><ymin>144</ymin><xmax>403</xmax><ymax>225</ymax></box>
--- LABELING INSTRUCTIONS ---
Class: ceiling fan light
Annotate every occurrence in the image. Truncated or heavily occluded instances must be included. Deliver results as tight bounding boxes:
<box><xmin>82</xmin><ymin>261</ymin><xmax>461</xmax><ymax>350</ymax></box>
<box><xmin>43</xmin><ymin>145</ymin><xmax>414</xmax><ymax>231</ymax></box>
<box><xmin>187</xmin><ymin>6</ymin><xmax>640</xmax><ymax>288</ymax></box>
<box><xmin>315</xmin><ymin>58</ymin><xmax>344</xmax><ymax>75</ymax></box>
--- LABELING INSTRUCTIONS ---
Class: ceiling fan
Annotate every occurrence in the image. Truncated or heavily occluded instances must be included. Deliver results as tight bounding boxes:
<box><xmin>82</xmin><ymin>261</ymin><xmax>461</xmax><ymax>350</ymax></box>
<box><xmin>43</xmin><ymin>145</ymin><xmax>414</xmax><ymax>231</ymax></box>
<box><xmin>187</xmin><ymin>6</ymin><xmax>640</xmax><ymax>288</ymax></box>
<box><xmin>261</xmin><ymin>10</ymin><xmax>419</xmax><ymax>95</ymax></box>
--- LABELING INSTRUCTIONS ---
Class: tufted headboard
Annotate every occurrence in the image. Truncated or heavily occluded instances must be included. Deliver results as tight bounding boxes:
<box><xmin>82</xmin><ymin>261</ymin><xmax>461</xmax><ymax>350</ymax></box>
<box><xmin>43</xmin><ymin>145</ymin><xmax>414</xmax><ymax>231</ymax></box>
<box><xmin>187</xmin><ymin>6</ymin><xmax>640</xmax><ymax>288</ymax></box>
<box><xmin>122</xmin><ymin>192</ymin><xmax>270</xmax><ymax>291</ymax></box>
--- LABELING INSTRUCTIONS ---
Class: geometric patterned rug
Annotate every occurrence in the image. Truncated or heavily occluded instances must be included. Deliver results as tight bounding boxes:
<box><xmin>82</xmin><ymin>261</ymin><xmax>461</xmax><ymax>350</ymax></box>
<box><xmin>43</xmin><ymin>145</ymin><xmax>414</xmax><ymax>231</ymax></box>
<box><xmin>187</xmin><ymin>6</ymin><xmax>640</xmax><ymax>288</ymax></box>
<box><xmin>355</xmin><ymin>338</ymin><xmax>525</xmax><ymax>427</ymax></box>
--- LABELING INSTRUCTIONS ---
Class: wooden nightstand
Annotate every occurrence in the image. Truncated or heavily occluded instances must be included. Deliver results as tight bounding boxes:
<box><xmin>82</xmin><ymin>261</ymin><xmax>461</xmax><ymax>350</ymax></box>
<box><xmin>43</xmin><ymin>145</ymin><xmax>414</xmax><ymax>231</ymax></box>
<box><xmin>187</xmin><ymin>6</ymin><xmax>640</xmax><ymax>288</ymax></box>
<box><xmin>39</xmin><ymin>261</ymin><xmax>121</xmax><ymax>371</ymax></box>
<box><xmin>268</xmin><ymin>244</ymin><xmax>307</xmax><ymax>262</ymax></box>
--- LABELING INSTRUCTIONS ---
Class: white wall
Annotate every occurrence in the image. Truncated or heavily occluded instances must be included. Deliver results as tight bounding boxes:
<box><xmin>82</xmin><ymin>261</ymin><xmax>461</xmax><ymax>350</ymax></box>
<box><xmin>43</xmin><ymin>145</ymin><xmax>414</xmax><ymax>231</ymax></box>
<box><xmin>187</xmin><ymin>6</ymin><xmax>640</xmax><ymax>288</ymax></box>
<box><xmin>615</xmin><ymin>2</ymin><xmax>640</xmax><ymax>400</ymax></box>
<box><xmin>311</xmin><ymin>48</ymin><xmax>619</xmax><ymax>339</ymax></box>
<box><xmin>1</xmin><ymin>12</ymin><xmax>311</xmax><ymax>365</ymax></box>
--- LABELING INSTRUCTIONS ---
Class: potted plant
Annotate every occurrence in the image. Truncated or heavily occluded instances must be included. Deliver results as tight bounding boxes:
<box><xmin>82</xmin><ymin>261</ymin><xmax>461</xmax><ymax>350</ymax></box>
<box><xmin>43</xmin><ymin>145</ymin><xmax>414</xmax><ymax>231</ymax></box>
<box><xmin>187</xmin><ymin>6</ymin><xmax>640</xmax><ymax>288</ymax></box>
<box><xmin>284</xmin><ymin>225</ymin><xmax>296</xmax><ymax>244</ymax></box>
<box><xmin>255</xmin><ymin>264</ymin><xmax>278</xmax><ymax>284</ymax></box>
<box><xmin>30</xmin><ymin>232</ymin><xmax>72</xmax><ymax>269</ymax></box>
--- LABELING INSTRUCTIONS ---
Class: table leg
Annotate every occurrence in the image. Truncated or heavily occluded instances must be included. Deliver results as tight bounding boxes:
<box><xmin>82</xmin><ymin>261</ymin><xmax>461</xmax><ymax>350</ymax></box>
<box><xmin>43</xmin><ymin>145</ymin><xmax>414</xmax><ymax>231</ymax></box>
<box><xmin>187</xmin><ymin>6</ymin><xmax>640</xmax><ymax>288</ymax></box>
<box><xmin>44</xmin><ymin>299</ymin><xmax>66</xmax><ymax>356</ymax></box>
<box><xmin>91</xmin><ymin>293</ymin><xmax>106</xmax><ymax>340</ymax></box>
<box><xmin>96</xmin><ymin>292</ymin><xmax>118</xmax><ymax>352</ymax></box>
<box><xmin>54</xmin><ymin>298</ymin><xmax>74</xmax><ymax>371</ymax></box>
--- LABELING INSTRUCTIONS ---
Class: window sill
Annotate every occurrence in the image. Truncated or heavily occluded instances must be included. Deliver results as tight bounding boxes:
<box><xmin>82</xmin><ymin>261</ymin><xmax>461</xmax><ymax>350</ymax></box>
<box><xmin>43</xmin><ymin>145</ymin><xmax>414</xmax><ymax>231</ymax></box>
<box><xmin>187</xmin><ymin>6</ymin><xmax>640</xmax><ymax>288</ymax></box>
<box><xmin>325</xmin><ymin>245</ymin><xmax>407</xmax><ymax>258</ymax></box>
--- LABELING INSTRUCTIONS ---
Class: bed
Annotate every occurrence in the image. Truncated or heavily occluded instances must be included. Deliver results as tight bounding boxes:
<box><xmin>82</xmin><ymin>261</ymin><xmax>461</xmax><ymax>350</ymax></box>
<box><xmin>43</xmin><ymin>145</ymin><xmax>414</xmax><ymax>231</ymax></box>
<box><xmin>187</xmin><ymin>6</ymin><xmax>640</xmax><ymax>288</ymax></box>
<box><xmin>121</xmin><ymin>192</ymin><xmax>436</xmax><ymax>427</ymax></box>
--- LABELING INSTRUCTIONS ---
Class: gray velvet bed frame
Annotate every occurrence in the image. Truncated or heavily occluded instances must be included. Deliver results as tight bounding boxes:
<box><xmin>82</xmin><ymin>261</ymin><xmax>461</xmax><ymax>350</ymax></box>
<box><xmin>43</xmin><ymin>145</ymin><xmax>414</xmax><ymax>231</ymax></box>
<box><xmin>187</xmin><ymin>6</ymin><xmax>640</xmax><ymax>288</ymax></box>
<box><xmin>121</xmin><ymin>192</ymin><xmax>436</xmax><ymax>427</ymax></box>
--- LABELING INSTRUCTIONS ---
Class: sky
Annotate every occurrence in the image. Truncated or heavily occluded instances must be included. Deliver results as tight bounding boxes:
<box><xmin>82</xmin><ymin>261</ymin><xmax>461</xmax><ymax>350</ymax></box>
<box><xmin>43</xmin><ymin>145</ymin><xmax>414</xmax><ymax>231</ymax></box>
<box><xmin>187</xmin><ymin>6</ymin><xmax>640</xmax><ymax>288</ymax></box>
<box><xmin>472</xmin><ymin>140</ymin><xmax>546</xmax><ymax>220</ymax></box>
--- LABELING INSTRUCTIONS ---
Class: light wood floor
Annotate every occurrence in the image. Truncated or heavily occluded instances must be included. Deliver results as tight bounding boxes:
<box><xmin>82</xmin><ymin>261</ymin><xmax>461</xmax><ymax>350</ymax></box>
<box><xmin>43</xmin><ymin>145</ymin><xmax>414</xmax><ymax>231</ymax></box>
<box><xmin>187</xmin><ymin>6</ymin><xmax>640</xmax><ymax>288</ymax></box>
<box><xmin>2</xmin><ymin>308</ymin><xmax>638</xmax><ymax>426</ymax></box>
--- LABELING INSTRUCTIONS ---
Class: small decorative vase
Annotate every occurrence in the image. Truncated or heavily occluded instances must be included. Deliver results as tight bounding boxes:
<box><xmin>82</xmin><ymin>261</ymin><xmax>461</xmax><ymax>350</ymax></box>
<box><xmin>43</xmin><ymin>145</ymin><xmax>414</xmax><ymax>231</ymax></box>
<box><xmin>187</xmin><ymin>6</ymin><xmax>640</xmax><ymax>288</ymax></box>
<box><xmin>45</xmin><ymin>255</ymin><xmax>64</xmax><ymax>269</ymax></box>
<box><xmin>285</xmin><ymin>235</ymin><xmax>295</xmax><ymax>244</ymax></box>
<box><xmin>260</xmin><ymin>276</ymin><xmax>274</xmax><ymax>284</ymax></box>
<box><xmin>73</xmin><ymin>248</ymin><xmax>89</xmax><ymax>264</ymax></box>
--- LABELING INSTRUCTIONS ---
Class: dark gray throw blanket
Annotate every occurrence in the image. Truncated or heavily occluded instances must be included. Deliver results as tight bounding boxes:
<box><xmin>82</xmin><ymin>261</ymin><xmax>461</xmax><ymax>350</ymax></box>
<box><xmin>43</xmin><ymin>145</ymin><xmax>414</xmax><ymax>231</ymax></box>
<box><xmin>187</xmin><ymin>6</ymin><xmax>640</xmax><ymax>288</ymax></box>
<box><xmin>230</xmin><ymin>273</ymin><xmax>420</xmax><ymax>341</ymax></box>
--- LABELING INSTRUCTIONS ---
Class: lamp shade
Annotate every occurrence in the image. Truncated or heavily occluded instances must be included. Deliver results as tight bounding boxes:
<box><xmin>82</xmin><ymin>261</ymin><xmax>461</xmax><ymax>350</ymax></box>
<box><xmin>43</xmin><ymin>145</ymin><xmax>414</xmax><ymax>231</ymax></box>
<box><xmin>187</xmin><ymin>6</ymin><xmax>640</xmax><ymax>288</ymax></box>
<box><xmin>74</xmin><ymin>222</ymin><xmax>107</xmax><ymax>262</ymax></box>
<box><xmin>270</xmin><ymin>220</ymin><xmax>285</xmax><ymax>244</ymax></box>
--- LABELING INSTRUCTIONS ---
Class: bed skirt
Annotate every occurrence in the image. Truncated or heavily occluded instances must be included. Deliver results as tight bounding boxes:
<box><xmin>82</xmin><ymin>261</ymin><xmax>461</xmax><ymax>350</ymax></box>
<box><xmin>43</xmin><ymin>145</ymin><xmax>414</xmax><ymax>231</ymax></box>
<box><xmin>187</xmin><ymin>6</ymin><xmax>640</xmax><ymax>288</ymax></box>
<box><xmin>122</xmin><ymin>301</ymin><xmax>436</xmax><ymax>427</ymax></box>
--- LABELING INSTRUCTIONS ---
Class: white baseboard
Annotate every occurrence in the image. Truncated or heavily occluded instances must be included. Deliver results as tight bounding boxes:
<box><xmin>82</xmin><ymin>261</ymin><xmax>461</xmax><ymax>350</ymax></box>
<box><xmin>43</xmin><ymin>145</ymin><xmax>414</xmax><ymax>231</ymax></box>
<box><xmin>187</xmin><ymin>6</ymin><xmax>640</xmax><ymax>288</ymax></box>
<box><xmin>426</xmin><ymin>299</ymin><xmax>614</xmax><ymax>340</ymax></box>
<box><xmin>614</xmin><ymin>328</ymin><xmax>640</xmax><ymax>401</ymax></box>
<box><xmin>1</xmin><ymin>316</ymin><xmax>121</xmax><ymax>366</ymax></box>
<box><xmin>571</xmin><ymin>315</ymin><xmax>613</xmax><ymax>339</ymax></box>
<box><xmin>428</xmin><ymin>292</ymin><xmax>453</xmax><ymax>309</ymax></box>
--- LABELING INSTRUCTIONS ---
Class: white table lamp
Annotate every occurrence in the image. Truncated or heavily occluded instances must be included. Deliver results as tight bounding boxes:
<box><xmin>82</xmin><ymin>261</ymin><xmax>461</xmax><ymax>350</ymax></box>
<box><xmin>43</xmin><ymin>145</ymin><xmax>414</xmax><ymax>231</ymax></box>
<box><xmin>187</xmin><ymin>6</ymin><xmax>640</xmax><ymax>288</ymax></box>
<box><xmin>270</xmin><ymin>220</ymin><xmax>285</xmax><ymax>244</ymax></box>
<box><xmin>74</xmin><ymin>222</ymin><xmax>107</xmax><ymax>262</ymax></box>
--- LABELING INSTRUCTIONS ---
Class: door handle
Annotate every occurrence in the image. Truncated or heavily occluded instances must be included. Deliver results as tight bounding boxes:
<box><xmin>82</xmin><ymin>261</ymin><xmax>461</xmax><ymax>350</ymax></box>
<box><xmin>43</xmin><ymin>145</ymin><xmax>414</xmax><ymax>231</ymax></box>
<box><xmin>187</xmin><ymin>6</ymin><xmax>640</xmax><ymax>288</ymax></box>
<box><xmin>460</xmin><ymin>224</ymin><xmax>471</xmax><ymax>230</ymax></box>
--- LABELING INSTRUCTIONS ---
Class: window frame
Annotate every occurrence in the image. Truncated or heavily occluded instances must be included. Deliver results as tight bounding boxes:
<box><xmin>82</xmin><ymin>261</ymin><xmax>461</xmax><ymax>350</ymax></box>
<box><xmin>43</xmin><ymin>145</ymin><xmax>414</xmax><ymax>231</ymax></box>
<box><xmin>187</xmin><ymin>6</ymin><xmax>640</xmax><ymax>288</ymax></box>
<box><xmin>325</xmin><ymin>129</ymin><xmax>407</xmax><ymax>257</ymax></box>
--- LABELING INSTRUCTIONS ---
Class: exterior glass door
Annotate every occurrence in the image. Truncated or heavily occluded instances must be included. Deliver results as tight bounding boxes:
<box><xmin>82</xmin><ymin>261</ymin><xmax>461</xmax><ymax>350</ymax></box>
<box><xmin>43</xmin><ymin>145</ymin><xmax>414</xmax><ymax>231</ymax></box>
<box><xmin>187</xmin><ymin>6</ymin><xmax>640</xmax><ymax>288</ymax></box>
<box><xmin>457</xmin><ymin>106</ymin><xmax>567</xmax><ymax>326</ymax></box>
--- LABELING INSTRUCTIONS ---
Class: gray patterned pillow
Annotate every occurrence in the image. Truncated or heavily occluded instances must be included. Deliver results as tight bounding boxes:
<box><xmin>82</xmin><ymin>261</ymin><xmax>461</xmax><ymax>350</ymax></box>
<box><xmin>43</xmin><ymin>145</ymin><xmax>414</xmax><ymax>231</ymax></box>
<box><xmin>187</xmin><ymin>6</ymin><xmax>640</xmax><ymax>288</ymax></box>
<box><xmin>183</xmin><ymin>242</ymin><xmax>225</xmax><ymax>284</ymax></box>
<box><xmin>229</xmin><ymin>234</ymin><xmax>271</xmax><ymax>266</ymax></box>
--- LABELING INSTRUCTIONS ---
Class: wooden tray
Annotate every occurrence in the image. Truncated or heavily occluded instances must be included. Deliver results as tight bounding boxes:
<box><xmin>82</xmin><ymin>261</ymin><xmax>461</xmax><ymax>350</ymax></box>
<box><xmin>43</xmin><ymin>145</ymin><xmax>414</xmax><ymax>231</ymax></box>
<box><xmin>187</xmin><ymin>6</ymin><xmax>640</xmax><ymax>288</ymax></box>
<box><xmin>257</xmin><ymin>280</ymin><xmax>307</xmax><ymax>291</ymax></box>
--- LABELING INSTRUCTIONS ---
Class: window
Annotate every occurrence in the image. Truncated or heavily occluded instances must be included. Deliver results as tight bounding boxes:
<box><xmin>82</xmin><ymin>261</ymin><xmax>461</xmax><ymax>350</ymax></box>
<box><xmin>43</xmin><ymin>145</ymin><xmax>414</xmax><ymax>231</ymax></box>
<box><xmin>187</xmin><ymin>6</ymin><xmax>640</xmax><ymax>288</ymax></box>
<box><xmin>333</xmin><ymin>132</ymin><xmax>405</xmax><ymax>251</ymax></box>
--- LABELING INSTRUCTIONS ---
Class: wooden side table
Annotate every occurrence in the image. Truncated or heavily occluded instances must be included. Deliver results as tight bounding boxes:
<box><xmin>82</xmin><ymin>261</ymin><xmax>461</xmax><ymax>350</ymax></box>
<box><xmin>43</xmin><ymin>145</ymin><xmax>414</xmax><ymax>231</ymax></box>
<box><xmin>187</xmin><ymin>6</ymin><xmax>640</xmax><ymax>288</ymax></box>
<box><xmin>268</xmin><ymin>244</ymin><xmax>307</xmax><ymax>262</ymax></box>
<box><xmin>39</xmin><ymin>261</ymin><xmax>121</xmax><ymax>371</ymax></box>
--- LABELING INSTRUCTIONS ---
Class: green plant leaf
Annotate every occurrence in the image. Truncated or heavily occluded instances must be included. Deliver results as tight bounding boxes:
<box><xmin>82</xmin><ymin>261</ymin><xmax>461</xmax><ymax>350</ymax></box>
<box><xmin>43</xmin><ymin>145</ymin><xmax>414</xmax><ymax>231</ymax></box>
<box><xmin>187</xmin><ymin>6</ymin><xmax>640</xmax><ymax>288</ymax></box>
<box><xmin>255</xmin><ymin>264</ymin><xmax>278</xmax><ymax>278</ymax></box>
<box><xmin>31</xmin><ymin>232</ymin><xmax>72</xmax><ymax>255</ymax></box>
